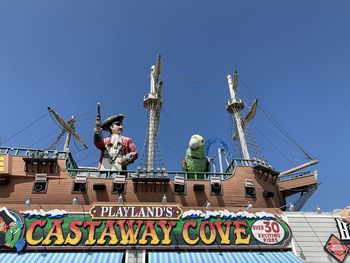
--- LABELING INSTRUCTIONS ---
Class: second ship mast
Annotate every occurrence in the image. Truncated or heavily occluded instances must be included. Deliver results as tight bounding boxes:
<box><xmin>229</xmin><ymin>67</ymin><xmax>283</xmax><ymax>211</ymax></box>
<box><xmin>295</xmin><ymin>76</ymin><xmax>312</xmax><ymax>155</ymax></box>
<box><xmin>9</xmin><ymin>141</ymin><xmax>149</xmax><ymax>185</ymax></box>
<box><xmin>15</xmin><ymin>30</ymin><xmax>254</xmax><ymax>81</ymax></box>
<box><xmin>143</xmin><ymin>55</ymin><xmax>163</xmax><ymax>172</ymax></box>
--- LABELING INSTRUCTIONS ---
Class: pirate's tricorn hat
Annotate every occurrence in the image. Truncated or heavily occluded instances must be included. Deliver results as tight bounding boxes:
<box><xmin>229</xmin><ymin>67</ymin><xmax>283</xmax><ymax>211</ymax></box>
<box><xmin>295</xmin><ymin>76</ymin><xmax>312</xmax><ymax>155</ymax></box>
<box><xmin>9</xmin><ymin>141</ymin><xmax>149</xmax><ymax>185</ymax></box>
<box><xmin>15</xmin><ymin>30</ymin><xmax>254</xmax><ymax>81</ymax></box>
<box><xmin>0</xmin><ymin>208</ymin><xmax>15</xmax><ymax>225</ymax></box>
<box><xmin>101</xmin><ymin>114</ymin><xmax>124</xmax><ymax>131</ymax></box>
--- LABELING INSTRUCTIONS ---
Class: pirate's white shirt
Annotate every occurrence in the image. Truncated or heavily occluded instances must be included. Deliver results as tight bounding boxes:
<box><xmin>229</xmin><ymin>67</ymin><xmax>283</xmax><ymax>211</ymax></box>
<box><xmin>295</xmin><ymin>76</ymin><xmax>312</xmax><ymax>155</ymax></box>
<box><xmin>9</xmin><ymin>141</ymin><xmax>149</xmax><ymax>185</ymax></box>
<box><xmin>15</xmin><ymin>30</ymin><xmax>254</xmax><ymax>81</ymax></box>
<box><xmin>106</xmin><ymin>134</ymin><xmax>123</xmax><ymax>159</ymax></box>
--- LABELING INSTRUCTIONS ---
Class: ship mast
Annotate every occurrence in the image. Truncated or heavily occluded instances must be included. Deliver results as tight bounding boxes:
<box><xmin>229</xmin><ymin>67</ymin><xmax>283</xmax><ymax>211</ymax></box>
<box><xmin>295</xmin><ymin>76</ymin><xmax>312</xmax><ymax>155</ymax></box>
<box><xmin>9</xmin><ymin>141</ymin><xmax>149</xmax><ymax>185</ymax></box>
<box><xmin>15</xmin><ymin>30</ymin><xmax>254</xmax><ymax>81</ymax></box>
<box><xmin>63</xmin><ymin>116</ymin><xmax>75</xmax><ymax>152</ymax></box>
<box><xmin>143</xmin><ymin>55</ymin><xmax>162</xmax><ymax>172</ymax></box>
<box><xmin>226</xmin><ymin>71</ymin><xmax>250</xmax><ymax>160</ymax></box>
<box><xmin>48</xmin><ymin>107</ymin><xmax>88</xmax><ymax>151</ymax></box>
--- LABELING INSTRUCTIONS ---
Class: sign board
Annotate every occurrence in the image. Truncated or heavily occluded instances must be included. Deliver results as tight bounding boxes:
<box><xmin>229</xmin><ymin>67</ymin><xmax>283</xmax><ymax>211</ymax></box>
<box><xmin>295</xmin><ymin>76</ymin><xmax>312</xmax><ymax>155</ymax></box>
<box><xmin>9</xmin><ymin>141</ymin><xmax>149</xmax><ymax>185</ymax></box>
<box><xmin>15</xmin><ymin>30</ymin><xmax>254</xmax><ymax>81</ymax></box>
<box><xmin>0</xmin><ymin>205</ymin><xmax>292</xmax><ymax>252</ymax></box>
<box><xmin>324</xmin><ymin>217</ymin><xmax>350</xmax><ymax>263</ymax></box>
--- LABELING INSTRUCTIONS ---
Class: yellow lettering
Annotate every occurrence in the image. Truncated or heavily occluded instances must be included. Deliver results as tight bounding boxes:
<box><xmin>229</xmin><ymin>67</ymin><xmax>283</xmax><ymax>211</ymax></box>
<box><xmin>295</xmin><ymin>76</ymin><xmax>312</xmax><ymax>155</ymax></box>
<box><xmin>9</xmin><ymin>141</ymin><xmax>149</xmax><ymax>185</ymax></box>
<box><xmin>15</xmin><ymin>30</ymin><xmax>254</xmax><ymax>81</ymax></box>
<box><xmin>97</xmin><ymin>220</ymin><xmax>118</xmax><ymax>245</ymax></box>
<box><xmin>199</xmin><ymin>221</ymin><xmax>216</xmax><ymax>245</ymax></box>
<box><xmin>158</xmin><ymin>221</ymin><xmax>176</xmax><ymax>245</ymax></box>
<box><xmin>42</xmin><ymin>220</ymin><xmax>65</xmax><ymax>245</ymax></box>
<box><xmin>139</xmin><ymin>221</ymin><xmax>160</xmax><ymax>245</ymax></box>
<box><xmin>214</xmin><ymin>221</ymin><xmax>231</xmax><ymax>245</ymax></box>
<box><xmin>182</xmin><ymin>221</ymin><xmax>199</xmax><ymax>245</ymax></box>
<box><xmin>233</xmin><ymin>221</ymin><xmax>250</xmax><ymax>245</ymax></box>
<box><xmin>118</xmin><ymin>220</ymin><xmax>143</xmax><ymax>245</ymax></box>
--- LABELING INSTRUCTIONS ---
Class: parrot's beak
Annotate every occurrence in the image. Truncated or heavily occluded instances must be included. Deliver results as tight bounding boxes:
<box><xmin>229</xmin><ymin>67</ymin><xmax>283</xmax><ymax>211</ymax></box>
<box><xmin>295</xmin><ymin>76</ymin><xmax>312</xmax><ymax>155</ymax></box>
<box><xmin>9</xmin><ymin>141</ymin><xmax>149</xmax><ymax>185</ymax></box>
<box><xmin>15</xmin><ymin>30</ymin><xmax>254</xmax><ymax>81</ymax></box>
<box><xmin>189</xmin><ymin>138</ymin><xmax>199</xmax><ymax>150</ymax></box>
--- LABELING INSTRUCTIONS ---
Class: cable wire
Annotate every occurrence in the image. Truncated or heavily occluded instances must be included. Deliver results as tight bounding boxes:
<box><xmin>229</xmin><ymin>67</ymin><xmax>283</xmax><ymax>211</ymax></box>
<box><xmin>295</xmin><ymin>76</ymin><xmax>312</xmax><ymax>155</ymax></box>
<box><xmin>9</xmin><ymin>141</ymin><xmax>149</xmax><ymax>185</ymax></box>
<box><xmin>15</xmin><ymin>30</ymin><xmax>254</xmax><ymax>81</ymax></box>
<box><xmin>239</xmin><ymin>78</ymin><xmax>314</xmax><ymax>160</ymax></box>
<box><xmin>27</xmin><ymin>127</ymin><xmax>60</xmax><ymax>148</ymax></box>
<box><xmin>0</xmin><ymin>112</ymin><xmax>49</xmax><ymax>145</ymax></box>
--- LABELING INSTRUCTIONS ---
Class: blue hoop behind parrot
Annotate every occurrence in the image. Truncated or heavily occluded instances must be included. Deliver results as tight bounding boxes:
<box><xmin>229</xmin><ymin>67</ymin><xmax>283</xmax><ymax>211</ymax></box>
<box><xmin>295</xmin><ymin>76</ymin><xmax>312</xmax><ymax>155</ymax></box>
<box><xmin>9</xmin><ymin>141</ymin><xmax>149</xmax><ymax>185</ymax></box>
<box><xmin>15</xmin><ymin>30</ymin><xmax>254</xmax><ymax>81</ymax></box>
<box><xmin>182</xmin><ymin>134</ymin><xmax>210</xmax><ymax>179</ymax></box>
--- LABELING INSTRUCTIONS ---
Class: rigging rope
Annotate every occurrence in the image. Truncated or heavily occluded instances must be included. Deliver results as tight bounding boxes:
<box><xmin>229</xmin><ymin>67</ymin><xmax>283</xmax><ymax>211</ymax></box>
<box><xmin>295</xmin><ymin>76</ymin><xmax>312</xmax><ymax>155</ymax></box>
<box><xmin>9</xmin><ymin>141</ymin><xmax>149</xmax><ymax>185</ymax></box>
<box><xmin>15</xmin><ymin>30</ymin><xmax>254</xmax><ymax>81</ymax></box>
<box><xmin>48</xmin><ymin>129</ymin><xmax>66</xmax><ymax>150</ymax></box>
<box><xmin>74</xmin><ymin>107</ymin><xmax>96</xmax><ymax>121</ymax></box>
<box><xmin>76</xmin><ymin>150</ymin><xmax>99</xmax><ymax>163</ymax></box>
<box><xmin>259</xmin><ymin>103</ymin><xmax>313</xmax><ymax>160</ymax></box>
<box><xmin>239</xmin><ymin>78</ymin><xmax>314</xmax><ymax>160</ymax></box>
<box><xmin>140</xmin><ymin>111</ymin><xmax>150</xmax><ymax>169</ymax></box>
<box><xmin>0</xmin><ymin>112</ymin><xmax>49</xmax><ymax>145</ymax></box>
<box><xmin>154</xmin><ymin>135</ymin><xmax>165</xmax><ymax>169</ymax></box>
<box><xmin>253</xmin><ymin>125</ymin><xmax>297</xmax><ymax>166</ymax></box>
<box><xmin>121</xmin><ymin>75</ymin><xmax>150</xmax><ymax>96</ymax></box>
<box><xmin>28</xmin><ymin>127</ymin><xmax>60</xmax><ymax>148</ymax></box>
<box><xmin>72</xmin><ymin>136</ymin><xmax>86</xmax><ymax>152</ymax></box>
<box><xmin>245</xmin><ymin>125</ymin><xmax>264</xmax><ymax>160</ymax></box>
<box><xmin>162</xmin><ymin>142</ymin><xmax>180</xmax><ymax>157</ymax></box>
<box><xmin>162</xmin><ymin>109</ymin><xmax>176</xmax><ymax>127</ymax></box>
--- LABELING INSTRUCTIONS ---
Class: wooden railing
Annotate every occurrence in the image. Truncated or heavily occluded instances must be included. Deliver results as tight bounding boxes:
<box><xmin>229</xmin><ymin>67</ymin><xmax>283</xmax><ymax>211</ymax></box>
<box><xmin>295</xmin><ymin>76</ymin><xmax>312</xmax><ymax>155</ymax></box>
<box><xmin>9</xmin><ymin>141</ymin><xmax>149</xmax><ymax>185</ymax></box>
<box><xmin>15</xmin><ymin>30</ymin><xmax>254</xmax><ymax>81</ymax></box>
<box><xmin>0</xmin><ymin>146</ymin><xmax>67</xmax><ymax>159</ymax></box>
<box><xmin>65</xmin><ymin>167</ymin><xmax>233</xmax><ymax>180</ymax></box>
<box><xmin>277</xmin><ymin>170</ymin><xmax>316</xmax><ymax>182</ymax></box>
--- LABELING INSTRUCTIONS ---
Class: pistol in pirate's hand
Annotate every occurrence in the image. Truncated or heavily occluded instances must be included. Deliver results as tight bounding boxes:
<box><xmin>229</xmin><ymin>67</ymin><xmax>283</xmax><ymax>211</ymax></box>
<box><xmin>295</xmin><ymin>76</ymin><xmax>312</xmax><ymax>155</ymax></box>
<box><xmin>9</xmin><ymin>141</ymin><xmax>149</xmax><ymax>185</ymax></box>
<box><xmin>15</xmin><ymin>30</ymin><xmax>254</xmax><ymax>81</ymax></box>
<box><xmin>94</xmin><ymin>102</ymin><xmax>102</xmax><ymax>133</ymax></box>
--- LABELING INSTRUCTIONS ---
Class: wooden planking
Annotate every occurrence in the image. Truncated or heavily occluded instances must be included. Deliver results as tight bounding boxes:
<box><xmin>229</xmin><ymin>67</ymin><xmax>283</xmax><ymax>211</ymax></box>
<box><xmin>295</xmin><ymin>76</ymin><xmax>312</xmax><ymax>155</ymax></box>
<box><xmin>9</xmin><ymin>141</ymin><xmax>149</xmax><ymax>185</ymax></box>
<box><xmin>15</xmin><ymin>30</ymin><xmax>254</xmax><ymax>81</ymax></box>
<box><xmin>9</xmin><ymin>156</ymin><xmax>29</xmax><ymax>176</ymax></box>
<box><xmin>278</xmin><ymin>176</ymin><xmax>317</xmax><ymax>192</ymax></box>
<box><xmin>1</xmin><ymin>156</ymin><xmax>287</xmax><ymax>209</ymax></box>
<box><xmin>128</xmin><ymin>166</ymin><xmax>285</xmax><ymax>208</ymax></box>
<box><xmin>6</xmin><ymin>156</ymin><xmax>64</xmax><ymax>177</ymax></box>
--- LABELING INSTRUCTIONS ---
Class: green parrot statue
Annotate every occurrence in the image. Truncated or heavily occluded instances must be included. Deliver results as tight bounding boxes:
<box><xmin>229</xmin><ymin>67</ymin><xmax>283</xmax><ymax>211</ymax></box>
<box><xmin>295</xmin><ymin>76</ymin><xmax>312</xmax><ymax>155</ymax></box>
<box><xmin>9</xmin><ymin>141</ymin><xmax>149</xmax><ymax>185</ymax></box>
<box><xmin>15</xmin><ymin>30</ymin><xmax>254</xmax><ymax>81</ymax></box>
<box><xmin>182</xmin><ymin>134</ymin><xmax>210</xmax><ymax>179</ymax></box>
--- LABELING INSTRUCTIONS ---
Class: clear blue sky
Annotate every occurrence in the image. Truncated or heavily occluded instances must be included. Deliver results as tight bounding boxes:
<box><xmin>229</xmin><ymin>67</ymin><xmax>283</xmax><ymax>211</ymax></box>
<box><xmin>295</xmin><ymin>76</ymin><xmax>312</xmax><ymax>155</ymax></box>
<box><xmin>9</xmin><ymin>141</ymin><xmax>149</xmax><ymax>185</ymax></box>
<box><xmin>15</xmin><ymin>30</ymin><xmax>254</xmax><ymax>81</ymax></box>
<box><xmin>0</xmin><ymin>1</ymin><xmax>349</xmax><ymax>211</ymax></box>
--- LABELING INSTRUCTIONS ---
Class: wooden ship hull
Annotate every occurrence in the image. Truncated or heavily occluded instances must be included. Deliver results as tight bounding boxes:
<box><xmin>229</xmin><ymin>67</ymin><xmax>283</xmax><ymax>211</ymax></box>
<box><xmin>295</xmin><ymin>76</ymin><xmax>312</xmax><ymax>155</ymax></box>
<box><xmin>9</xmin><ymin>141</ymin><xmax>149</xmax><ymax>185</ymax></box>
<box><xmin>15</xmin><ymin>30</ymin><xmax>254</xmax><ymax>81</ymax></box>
<box><xmin>0</xmin><ymin>148</ymin><xmax>318</xmax><ymax>211</ymax></box>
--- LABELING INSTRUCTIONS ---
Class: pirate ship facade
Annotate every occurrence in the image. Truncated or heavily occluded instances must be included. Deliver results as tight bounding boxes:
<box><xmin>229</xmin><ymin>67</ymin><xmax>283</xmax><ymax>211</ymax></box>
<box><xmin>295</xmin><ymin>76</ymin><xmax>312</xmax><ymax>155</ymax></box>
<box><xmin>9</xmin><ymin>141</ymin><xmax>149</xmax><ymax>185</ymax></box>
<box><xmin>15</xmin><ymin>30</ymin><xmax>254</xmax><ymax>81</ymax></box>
<box><xmin>0</xmin><ymin>56</ymin><xmax>323</xmax><ymax>262</ymax></box>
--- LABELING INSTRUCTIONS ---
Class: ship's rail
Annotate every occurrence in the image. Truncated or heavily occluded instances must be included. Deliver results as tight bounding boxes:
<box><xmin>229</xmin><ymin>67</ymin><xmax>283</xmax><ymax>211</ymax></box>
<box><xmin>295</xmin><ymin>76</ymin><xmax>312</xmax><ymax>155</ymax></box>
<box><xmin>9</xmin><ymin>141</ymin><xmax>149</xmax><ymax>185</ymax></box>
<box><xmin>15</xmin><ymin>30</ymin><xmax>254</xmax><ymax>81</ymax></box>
<box><xmin>0</xmin><ymin>146</ymin><xmax>67</xmax><ymax>159</ymax></box>
<box><xmin>226</xmin><ymin>158</ymin><xmax>277</xmax><ymax>172</ymax></box>
<box><xmin>1</xmin><ymin>147</ymin><xmax>316</xmax><ymax>182</ymax></box>
<box><xmin>226</xmin><ymin>158</ymin><xmax>317</xmax><ymax>183</ymax></box>
<box><xmin>277</xmin><ymin>170</ymin><xmax>317</xmax><ymax>182</ymax></box>
<box><xmin>225</xmin><ymin>159</ymin><xmax>255</xmax><ymax>173</ymax></box>
<box><xmin>65</xmin><ymin>151</ymin><xmax>233</xmax><ymax>180</ymax></box>
<box><xmin>65</xmin><ymin>167</ymin><xmax>232</xmax><ymax>180</ymax></box>
<box><xmin>65</xmin><ymin>154</ymin><xmax>317</xmax><ymax>182</ymax></box>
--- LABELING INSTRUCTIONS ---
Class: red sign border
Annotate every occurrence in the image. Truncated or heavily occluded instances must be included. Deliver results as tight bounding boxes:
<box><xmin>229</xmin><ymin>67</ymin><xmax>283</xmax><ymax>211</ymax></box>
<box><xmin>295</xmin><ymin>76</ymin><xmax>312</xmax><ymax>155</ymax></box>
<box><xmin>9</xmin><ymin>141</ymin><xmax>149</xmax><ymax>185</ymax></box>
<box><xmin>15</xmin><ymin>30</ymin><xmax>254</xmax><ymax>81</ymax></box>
<box><xmin>324</xmin><ymin>234</ymin><xmax>349</xmax><ymax>263</ymax></box>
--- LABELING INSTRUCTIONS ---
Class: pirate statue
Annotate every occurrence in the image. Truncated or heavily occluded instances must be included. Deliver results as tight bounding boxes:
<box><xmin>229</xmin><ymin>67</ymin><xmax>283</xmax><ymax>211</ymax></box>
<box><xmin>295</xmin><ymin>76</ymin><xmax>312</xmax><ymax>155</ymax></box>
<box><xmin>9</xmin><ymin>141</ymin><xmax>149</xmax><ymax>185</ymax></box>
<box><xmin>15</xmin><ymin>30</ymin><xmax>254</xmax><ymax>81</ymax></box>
<box><xmin>94</xmin><ymin>110</ymin><xmax>138</xmax><ymax>172</ymax></box>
